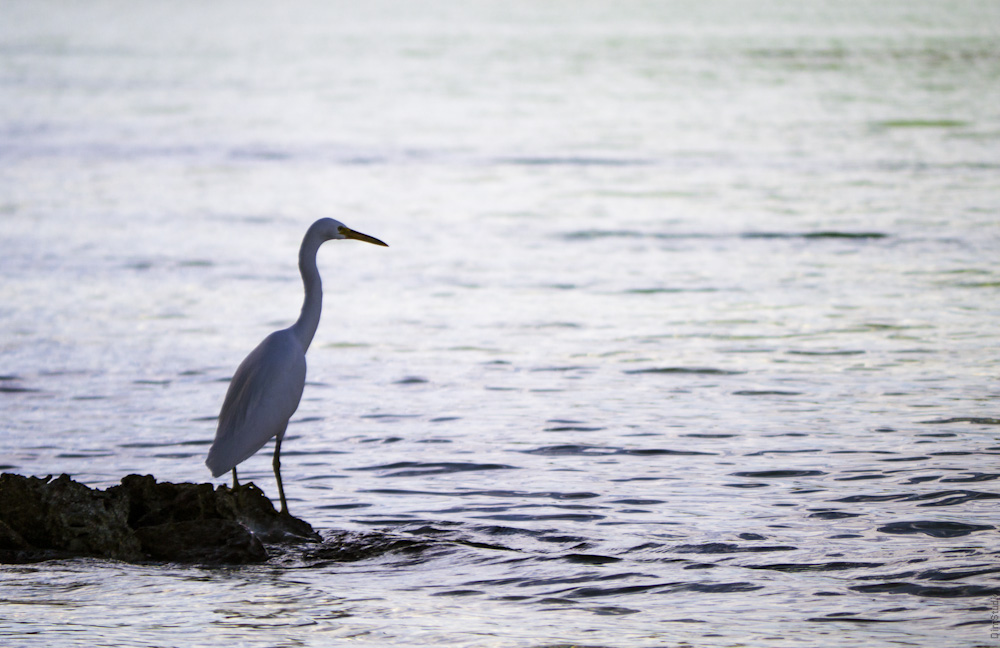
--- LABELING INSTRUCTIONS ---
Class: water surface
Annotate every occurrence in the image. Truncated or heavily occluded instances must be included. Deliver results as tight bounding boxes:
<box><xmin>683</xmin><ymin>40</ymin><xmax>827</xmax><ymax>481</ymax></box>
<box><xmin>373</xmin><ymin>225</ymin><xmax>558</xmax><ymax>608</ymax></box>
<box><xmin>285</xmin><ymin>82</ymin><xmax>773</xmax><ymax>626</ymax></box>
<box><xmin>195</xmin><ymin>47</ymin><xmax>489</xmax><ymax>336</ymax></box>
<box><xmin>2</xmin><ymin>1</ymin><xmax>999</xmax><ymax>646</ymax></box>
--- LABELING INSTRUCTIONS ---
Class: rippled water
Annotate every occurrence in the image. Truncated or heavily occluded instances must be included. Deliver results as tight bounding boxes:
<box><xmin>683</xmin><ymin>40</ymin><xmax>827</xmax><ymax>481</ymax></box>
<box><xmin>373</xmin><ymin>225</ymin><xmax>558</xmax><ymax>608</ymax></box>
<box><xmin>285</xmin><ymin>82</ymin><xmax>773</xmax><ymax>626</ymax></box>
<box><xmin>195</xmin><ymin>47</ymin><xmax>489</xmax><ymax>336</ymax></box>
<box><xmin>2</xmin><ymin>1</ymin><xmax>1000</xmax><ymax>646</ymax></box>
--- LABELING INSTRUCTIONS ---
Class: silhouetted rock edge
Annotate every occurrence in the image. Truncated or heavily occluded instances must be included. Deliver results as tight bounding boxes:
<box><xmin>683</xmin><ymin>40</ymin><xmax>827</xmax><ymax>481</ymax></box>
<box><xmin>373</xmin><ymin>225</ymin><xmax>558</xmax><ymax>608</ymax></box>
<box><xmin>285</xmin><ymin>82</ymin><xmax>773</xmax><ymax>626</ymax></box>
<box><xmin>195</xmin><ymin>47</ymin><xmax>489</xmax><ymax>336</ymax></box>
<box><xmin>0</xmin><ymin>473</ymin><xmax>319</xmax><ymax>564</ymax></box>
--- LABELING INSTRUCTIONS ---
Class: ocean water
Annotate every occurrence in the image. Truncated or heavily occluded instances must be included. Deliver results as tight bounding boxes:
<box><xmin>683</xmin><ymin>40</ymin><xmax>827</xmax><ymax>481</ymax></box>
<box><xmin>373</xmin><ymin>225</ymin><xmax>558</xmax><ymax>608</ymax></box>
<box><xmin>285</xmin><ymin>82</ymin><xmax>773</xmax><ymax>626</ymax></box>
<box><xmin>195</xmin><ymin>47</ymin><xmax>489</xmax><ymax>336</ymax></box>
<box><xmin>2</xmin><ymin>0</ymin><xmax>1000</xmax><ymax>646</ymax></box>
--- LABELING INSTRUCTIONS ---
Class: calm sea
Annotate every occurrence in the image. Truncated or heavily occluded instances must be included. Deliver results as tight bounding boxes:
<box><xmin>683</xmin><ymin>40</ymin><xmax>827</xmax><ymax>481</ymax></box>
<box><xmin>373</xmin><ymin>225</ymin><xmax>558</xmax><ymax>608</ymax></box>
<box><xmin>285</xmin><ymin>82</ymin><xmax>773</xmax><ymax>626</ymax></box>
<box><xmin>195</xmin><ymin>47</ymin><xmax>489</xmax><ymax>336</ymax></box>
<box><xmin>2</xmin><ymin>1</ymin><xmax>999</xmax><ymax>646</ymax></box>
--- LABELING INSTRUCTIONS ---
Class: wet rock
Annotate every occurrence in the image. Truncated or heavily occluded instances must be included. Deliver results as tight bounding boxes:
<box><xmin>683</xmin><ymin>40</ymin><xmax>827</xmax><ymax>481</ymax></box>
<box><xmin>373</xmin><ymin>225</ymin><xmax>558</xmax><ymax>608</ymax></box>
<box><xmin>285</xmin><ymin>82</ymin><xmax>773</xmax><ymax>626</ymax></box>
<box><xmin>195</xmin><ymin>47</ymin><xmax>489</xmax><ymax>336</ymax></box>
<box><xmin>112</xmin><ymin>474</ymin><xmax>318</xmax><ymax>544</ymax></box>
<box><xmin>135</xmin><ymin>519</ymin><xmax>267</xmax><ymax>563</ymax></box>
<box><xmin>0</xmin><ymin>473</ymin><xmax>142</xmax><ymax>563</ymax></box>
<box><xmin>0</xmin><ymin>473</ymin><xmax>319</xmax><ymax>564</ymax></box>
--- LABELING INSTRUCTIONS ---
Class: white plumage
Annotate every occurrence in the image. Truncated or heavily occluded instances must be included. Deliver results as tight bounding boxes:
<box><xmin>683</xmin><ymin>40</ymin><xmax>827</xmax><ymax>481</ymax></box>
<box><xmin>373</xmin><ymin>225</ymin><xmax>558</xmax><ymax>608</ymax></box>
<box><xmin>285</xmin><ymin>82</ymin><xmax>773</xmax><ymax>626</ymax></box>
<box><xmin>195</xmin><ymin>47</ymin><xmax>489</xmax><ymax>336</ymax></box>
<box><xmin>206</xmin><ymin>330</ymin><xmax>306</xmax><ymax>475</ymax></box>
<box><xmin>205</xmin><ymin>218</ymin><xmax>387</xmax><ymax>514</ymax></box>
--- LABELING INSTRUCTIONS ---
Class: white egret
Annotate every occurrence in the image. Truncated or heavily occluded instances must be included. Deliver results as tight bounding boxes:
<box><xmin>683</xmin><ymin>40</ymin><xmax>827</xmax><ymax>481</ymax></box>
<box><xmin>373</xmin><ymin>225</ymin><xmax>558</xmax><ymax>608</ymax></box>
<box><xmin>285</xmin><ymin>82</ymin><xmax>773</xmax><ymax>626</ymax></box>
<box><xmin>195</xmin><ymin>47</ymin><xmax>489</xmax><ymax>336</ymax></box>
<box><xmin>206</xmin><ymin>218</ymin><xmax>387</xmax><ymax>515</ymax></box>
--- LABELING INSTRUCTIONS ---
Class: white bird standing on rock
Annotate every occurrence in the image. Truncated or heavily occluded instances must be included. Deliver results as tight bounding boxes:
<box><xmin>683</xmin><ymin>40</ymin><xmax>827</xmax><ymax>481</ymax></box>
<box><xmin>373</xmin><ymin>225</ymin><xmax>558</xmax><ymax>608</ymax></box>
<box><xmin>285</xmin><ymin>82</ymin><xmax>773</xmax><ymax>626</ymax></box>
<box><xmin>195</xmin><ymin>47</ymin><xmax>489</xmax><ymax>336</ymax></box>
<box><xmin>206</xmin><ymin>218</ymin><xmax>388</xmax><ymax>515</ymax></box>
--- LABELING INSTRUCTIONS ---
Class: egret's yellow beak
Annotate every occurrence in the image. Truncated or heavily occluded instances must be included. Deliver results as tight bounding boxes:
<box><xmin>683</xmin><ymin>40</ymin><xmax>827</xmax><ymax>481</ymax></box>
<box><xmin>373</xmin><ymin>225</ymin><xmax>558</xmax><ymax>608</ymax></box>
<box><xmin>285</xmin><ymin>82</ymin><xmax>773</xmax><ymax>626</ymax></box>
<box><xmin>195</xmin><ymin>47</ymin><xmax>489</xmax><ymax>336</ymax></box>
<box><xmin>339</xmin><ymin>226</ymin><xmax>388</xmax><ymax>247</ymax></box>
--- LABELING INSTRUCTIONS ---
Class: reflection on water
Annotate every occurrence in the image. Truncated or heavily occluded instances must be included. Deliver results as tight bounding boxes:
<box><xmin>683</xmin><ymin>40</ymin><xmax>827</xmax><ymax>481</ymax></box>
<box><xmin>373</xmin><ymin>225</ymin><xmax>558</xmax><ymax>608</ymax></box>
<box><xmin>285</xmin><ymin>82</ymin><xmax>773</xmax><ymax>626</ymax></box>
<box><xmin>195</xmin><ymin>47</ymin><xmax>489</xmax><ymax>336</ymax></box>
<box><xmin>2</xmin><ymin>0</ymin><xmax>999</xmax><ymax>646</ymax></box>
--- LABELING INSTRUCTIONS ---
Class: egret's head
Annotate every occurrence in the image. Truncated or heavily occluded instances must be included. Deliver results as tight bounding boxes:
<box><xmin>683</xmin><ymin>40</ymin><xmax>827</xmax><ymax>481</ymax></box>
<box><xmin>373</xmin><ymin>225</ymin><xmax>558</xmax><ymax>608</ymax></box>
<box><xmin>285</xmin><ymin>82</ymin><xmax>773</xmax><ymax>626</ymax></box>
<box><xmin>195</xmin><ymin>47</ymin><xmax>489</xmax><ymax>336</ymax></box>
<box><xmin>313</xmin><ymin>218</ymin><xmax>388</xmax><ymax>247</ymax></box>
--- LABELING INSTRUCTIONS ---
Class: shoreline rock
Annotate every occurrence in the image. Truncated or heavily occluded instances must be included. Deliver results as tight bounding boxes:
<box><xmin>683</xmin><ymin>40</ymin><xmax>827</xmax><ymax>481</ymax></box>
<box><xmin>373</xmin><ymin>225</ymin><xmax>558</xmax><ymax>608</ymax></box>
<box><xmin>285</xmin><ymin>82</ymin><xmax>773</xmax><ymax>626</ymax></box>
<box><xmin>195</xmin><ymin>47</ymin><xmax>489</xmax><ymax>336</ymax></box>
<box><xmin>0</xmin><ymin>473</ymin><xmax>319</xmax><ymax>565</ymax></box>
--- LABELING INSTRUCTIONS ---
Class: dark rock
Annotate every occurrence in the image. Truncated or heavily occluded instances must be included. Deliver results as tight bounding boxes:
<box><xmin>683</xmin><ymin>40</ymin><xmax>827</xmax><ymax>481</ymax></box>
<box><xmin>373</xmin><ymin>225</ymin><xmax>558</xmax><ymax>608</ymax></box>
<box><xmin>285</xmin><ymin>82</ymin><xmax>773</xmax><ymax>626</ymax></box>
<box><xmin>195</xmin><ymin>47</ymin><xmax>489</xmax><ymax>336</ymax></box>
<box><xmin>135</xmin><ymin>520</ymin><xmax>268</xmax><ymax>563</ymax></box>
<box><xmin>0</xmin><ymin>473</ymin><xmax>319</xmax><ymax>564</ymax></box>
<box><xmin>0</xmin><ymin>473</ymin><xmax>142</xmax><ymax>563</ymax></box>
<box><xmin>111</xmin><ymin>474</ymin><xmax>318</xmax><ymax>544</ymax></box>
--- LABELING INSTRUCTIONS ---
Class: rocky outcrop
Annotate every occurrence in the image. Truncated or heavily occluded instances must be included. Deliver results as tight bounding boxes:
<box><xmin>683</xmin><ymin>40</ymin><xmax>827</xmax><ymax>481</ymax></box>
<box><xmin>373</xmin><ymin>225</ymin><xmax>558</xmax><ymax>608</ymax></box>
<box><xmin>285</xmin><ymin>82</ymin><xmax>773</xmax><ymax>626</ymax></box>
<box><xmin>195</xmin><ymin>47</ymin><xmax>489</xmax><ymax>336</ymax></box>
<box><xmin>0</xmin><ymin>473</ymin><xmax>319</xmax><ymax>564</ymax></box>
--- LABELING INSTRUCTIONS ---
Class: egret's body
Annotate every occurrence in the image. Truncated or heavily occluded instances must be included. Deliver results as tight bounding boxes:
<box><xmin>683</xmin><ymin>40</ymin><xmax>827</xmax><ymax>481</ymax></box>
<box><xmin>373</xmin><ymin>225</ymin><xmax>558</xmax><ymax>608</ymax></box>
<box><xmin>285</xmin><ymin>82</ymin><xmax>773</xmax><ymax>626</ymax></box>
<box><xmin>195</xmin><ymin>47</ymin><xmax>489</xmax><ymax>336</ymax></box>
<box><xmin>206</xmin><ymin>218</ymin><xmax>387</xmax><ymax>514</ymax></box>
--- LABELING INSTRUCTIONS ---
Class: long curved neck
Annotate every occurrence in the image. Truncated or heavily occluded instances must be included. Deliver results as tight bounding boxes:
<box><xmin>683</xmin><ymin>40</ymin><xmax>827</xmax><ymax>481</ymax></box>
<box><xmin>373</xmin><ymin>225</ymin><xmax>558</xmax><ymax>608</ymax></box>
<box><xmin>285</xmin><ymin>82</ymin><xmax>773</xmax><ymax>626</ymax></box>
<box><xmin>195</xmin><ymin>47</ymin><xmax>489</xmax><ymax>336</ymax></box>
<box><xmin>290</xmin><ymin>230</ymin><xmax>324</xmax><ymax>352</ymax></box>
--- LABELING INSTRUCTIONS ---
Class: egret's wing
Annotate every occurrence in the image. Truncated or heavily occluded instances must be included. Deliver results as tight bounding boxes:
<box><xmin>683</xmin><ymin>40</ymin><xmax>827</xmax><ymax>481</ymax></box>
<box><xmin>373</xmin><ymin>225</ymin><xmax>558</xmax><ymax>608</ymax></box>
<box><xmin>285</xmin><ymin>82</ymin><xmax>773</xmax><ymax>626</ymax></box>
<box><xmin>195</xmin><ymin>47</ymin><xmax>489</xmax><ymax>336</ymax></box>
<box><xmin>206</xmin><ymin>330</ymin><xmax>307</xmax><ymax>477</ymax></box>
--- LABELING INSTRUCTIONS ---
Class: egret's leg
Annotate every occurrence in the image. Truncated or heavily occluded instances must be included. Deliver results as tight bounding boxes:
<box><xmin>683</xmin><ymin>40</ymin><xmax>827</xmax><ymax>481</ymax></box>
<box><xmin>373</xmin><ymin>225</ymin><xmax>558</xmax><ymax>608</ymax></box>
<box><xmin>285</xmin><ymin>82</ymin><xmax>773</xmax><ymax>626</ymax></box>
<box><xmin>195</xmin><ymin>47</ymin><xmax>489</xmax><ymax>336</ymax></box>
<box><xmin>232</xmin><ymin>467</ymin><xmax>240</xmax><ymax>489</ymax></box>
<box><xmin>273</xmin><ymin>435</ymin><xmax>288</xmax><ymax>515</ymax></box>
